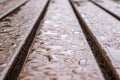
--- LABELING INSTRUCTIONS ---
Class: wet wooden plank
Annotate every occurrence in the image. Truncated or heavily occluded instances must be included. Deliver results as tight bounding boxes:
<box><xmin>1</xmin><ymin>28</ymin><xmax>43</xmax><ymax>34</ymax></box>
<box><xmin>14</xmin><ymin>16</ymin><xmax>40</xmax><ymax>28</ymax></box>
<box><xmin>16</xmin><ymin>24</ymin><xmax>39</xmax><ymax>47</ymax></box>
<box><xmin>71</xmin><ymin>0</ymin><xmax>120</xmax><ymax>79</ymax></box>
<box><xmin>18</xmin><ymin>0</ymin><xmax>104</xmax><ymax>80</ymax></box>
<box><xmin>0</xmin><ymin>0</ymin><xmax>49</xmax><ymax>79</ymax></box>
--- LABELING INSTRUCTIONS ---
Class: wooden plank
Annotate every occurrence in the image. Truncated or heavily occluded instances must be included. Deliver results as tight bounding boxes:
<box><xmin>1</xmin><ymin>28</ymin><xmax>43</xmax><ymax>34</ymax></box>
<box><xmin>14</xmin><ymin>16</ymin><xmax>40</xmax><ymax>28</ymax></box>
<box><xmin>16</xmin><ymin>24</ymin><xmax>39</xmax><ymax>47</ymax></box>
<box><xmin>0</xmin><ymin>0</ymin><xmax>49</xmax><ymax>79</ymax></box>
<box><xmin>90</xmin><ymin>0</ymin><xmax>120</xmax><ymax>20</ymax></box>
<box><xmin>18</xmin><ymin>0</ymin><xmax>104</xmax><ymax>80</ymax></box>
<box><xmin>71</xmin><ymin>0</ymin><xmax>120</xmax><ymax>79</ymax></box>
<box><xmin>0</xmin><ymin>0</ymin><xmax>28</xmax><ymax>19</ymax></box>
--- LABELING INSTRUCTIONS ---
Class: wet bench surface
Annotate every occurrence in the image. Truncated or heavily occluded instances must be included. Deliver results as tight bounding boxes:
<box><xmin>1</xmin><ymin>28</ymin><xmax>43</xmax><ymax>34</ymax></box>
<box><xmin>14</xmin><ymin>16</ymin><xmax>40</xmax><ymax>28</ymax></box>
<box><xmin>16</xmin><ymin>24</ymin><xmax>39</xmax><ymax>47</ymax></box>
<box><xmin>18</xmin><ymin>0</ymin><xmax>104</xmax><ymax>80</ymax></box>
<box><xmin>72</xmin><ymin>0</ymin><xmax>120</xmax><ymax>79</ymax></box>
<box><xmin>0</xmin><ymin>0</ymin><xmax>48</xmax><ymax>79</ymax></box>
